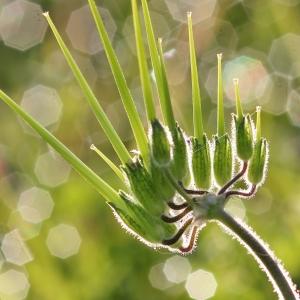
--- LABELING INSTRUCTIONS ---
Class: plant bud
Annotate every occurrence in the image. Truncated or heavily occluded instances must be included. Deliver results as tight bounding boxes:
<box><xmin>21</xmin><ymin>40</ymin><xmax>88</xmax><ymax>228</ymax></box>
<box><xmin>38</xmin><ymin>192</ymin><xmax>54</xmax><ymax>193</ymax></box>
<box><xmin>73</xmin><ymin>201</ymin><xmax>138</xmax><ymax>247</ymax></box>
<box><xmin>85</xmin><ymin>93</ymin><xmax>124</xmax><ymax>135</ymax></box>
<box><xmin>234</xmin><ymin>114</ymin><xmax>253</xmax><ymax>161</ymax></box>
<box><xmin>213</xmin><ymin>134</ymin><xmax>233</xmax><ymax>186</ymax></box>
<box><xmin>171</xmin><ymin>123</ymin><xmax>189</xmax><ymax>182</ymax></box>
<box><xmin>248</xmin><ymin>138</ymin><xmax>268</xmax><ymax>185</ymax></box>
<box><xmin>107</xmin><ymin>202</ymin><xmax>147</xmax><ymax>239</ymax></box>
<box><xmin>191</xmin><ymin>135</ymin><xmax>211</xmax><ymax>189</ymax></box>
<box><xmin>150</xmin><ymin>160</ymin><xmax>176</xmax><ymax>202</ymax></box>
<box><xmin>150</xmin><ymin>119</ymin><xmax>171</xmax><ymax>167</ymax></box>
<box><xmin>122</xmin><ymin>157</ymin><xmax>164</xmax><ymax>215</ymax></box>
<box><xmin>120</xmin><ymin>192</ymin><xmax>175</xmax><ymax>242</ymax></box>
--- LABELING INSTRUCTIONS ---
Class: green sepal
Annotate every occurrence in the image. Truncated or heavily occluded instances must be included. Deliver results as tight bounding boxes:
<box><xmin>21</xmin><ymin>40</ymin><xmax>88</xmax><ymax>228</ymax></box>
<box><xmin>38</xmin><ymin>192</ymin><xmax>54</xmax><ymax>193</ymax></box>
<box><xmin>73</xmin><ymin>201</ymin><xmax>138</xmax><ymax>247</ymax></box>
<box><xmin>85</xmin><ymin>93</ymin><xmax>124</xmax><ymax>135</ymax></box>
<box><xmin>191</xmin><ymin>134</ymin><xmax>211</xmax><ymax>189</ymax></box>
<box><xmin>248</xmin><ymin>138</ymin><xmax>268</xmax><ymax>185</ymax></box>
<box><xmin>234</xmin><ymin>114</ymin><xmax>253</xmax><ymax>161</ymax></box>
<box><xmin>120</xmin><ymin>191</ymin><xmax>175</xmax><ymax>242</ymax></box>
<box><xmin>150</xmin><ymin>159</ymin><xmax>176</xmax><ymax>202</ymax></box>
<box><xmin>150</xmin><ymin>119</ymin><xmax>171</xmax><ymax>167</ymax></box>
<box><xmin>107</xmin><ymin>202</ymin><xmax>147</xmax><ymax>239</ymax></box>
<box><xmin>122</xmin><ymin>157</ymin><xmax>164</xmax><ymax>215</ymax></box>
<box><xmin>171</xmin><ymin>123</ymin><xmax>189</xmax><ymax>183</ymax></box>
<box><xmin>213</xmin><ymin>134</ymin><xmax>233</xmax><ymax>186</ymax></box>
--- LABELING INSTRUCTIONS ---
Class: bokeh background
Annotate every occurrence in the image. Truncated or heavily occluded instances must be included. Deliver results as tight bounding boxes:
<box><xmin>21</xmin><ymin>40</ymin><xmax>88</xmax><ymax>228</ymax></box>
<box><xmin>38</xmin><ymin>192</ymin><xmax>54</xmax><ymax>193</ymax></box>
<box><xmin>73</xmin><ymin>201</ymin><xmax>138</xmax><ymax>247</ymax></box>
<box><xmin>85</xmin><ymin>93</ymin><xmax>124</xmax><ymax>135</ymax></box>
<box><xmin>0</xmin><ymin>0</ymin><xmax>300</xmax><ymax>299</ymax></box>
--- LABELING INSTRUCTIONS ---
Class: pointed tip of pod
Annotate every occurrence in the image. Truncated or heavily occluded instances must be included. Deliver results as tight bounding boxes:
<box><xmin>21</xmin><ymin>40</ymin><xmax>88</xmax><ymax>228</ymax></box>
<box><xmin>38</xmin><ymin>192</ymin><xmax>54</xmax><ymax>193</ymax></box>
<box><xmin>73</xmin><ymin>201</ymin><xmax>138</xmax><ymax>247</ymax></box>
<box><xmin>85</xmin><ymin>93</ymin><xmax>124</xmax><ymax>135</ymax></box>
<box><xmin>255</xmin><ymin>106</ymin><xmax>262</xmax><ymax>140</ymax></box>
<box><xmin>187</xmin><ymin>11</ymin><xmax>192</xmax><ymax>18</ymax></box>
<box><xmin>233</xmin><ymin>78</ymin><xmax>239</xmax><ymax>84</ymax></box>
<box><xmin>233</xmin><ymin>78</ymin><xmax>243</xmax><ymax>119</ymax></box>
<box><xmin>42</xmin><ymin>11</ymin><xmax>49</xmax><ymax>18</ymax></box>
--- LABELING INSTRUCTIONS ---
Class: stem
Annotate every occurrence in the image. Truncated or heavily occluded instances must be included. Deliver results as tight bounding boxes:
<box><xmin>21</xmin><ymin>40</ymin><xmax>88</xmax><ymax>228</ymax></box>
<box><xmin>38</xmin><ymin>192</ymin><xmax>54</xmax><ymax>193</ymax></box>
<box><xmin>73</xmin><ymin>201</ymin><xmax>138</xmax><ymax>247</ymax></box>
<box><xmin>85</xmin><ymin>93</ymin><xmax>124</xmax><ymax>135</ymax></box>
<box><xmin>131</xmin><ymin>0</ymin><xmax>156</xmax><ymax>122</ymax></box>
<box><xmin>218</xmin><ymin>161</ymin><xmax>248</xmax><ymax>195</ymax></box>
<box><xmin>188</xmin><ymin>12</ymin><xmax>204</xmax><ymax>140</ymax></box>
<box><xmin>217</xmin><ymin>53</ymin><xmax>225</xmax><ymax>137</ymax></box>
<box><xmin>157</xmin><ymin>38</ymin><xmax>176</xmax><ymax>131</ymax></box>
<box><xmin>217</xmin><ymin>209</ymin><xmax>299</xmax><ymax>300</ymax></box>
<box><xmin>233</xmin><ymin>78</ymin><xmax>243</xmax><ymax>120</ymax></box>
<box><xmin>87</xmin><ymin>0</ymin><xmax>149</xmax><ymax>163</ymax></box>
<box><xmin>0</xmin><ymin>90</ymin><xmax>122</xmax><ymax>207</ymax></box>
<box><xmin>141</xmin><ymin>0</ymin><xmax>176</xmax><ymax>131</ymax></box>
<box><xmin>43</xmin><ymin>12</ymin><xmax>131</xmax><ymax>165</ymax></box>
<box><xmin>90</xmin><ymin>144</ymin><xmax>124</xmax><ymax>181</ymax></box>
<box><xmin>256</xmin><ymin>106</ymin><xmax>261</xmax><ymax>140</ymax></box>
<box><xmin>164</xmin><ymin>169</ymin><xmax>192</xmax><ymax>205</ymax></box>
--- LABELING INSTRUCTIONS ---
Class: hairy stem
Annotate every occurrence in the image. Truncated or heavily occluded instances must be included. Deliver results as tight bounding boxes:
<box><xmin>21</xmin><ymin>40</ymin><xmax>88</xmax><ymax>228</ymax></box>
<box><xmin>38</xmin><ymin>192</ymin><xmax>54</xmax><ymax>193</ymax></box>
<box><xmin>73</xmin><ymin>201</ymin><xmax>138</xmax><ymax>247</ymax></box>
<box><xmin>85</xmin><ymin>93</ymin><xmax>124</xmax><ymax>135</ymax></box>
<box><xmin>216</xmin><ymin>209</ymin><xmax>299</xmax><ymax>300</ymax></box>
<box><xmin>218</xmin><ymin>161</ymin><xmax>248</xmax><ymax>195</ymax></box>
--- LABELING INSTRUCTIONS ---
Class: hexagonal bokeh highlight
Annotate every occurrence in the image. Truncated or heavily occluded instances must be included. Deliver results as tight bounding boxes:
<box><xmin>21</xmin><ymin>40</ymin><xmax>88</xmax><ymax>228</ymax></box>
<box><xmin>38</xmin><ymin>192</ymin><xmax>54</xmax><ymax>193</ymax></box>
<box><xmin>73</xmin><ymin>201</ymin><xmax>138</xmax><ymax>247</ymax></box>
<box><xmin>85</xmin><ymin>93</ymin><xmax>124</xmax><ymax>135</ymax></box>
<box><xmin>185</xmin><ymin>269</ymin><xmax>217</xmax><ymax>300</ymax></box>
<box><xmin>269</xmin><ymin>33</ymin><xmax>300</xmax><ymax>77</ymax></box>
<box><xmin>0</xmin><ymin>270</ymin><xmax>30</xmax><ymax>299</ymax></box>
<box><xmin>8</xmin><ymin>211</ymin><xmax>42</xmax><ymax>241</ymax></box>
<box><xmin>1</xmin><ymin>229</ymin><xmax>33</xmax><ymax>266</ymax></box>
<box><xmin>46</xmin><ymin>224</ymin><xmax>81</xmax><ymax>259</ymax></box>
<box><xmin>162</xmin><ymin>40</ymin><xmax>190</xmax><ymax>86</ymax></box>
<box><xmin>34</xmin><ymin>150</ymin><xmax>71</xmax><ymax>187</ymax></box>
<box><xmin>0</xmin><ymin>0</ymin><xmax>47</xmax><ymax>51</ymax></box>
<box><xmin>211</xmin><ymin>20</ymin><xmax>238</xmax><ymax>51</ymax></box>
<box><xmin>66</xmin><ymin>5</ymin><xmax>116</xmax><ymax>55</ymax></box>
<box><xmin>20</xmin><ymin>85</ymin><xmax>62</xmax><ymax>132</ymax></box>
<box><xmin>148</xmin><ymin>263</ymin><xmax>173</xmax><ymax>290</ymax></box>
<box><xmin>223</xmin><ymin>55</ymin><xmax>269</xmax><ymax>106</ymax></box>
<box><xmin>259</xmin><ymin>73</ymin><xmax>290</xmax><ymax>115</ymax></box>
<box><xmin>122</xmin><ymin>10</ymin><xmax>170</xmax><ymax>56</ymax></box>
<box><xmin>287</xmin><ymin>90</ymin><xmax>300</xmax><ymax>127</ymax></box>
<box><xmin>164</xmin><ymin>0</ymin><xmax>217</xmax><ymax>24</ymax></box>
<box><xmin>163</xmin><ymin>255</ymin><xmax>192</xmax><ymax>283</ymax></box>
<box><xmin>18</xmin><ymin>187</ymin><xmax>54</xmax><ymax>224</ymax></box>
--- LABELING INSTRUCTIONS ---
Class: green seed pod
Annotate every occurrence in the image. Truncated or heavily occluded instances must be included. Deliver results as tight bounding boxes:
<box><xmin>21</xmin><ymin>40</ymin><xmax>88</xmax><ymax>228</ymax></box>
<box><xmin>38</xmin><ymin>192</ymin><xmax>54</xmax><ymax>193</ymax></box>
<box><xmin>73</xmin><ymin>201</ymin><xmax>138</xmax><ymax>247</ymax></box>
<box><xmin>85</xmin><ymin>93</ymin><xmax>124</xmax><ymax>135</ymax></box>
<box><xmin>150</xmin><ymin>160</ymin><xmax>176</xmax><ymax>202</ymax></box>
<box><xmin>248</xmin><ymin>138</ymin><xmax>268</xmax><ymax>185</ymax></box>
<box><xmin>150</xmin><ymin>119</ymin><xmax>171</xmax><ymax>167</ymax></box>
<box><xmin>213</xmin><ymin>134</ymin><xmax>233</xmax><ymax>186</ymax></box>
<box><xmin>107</xmin><ymin>202</ymin><xmax>147</xmax><ymax>239</ymax></box>
<box><xmin>171</xmin><ymin>123</ymin><xmax>189</xmax><ymax>182</ymax></box>
<box><xmin>122</xmin><ymin>157</ymin><xmax>164</xmax><ymax>215</ymax></box>
<box><xmin>120</xmin><ymin>192</ymin><xmax>175</xmax><ymax>242</ymax></box>
<box><xmin>191</xmin><ymin>134</ymin><xmax>211</xmax><ymax>189</ymax></box>
<box><xmin>234</xmin><ymin>114</ymin><xmax>253</xmax><ymax>161</ymax></box>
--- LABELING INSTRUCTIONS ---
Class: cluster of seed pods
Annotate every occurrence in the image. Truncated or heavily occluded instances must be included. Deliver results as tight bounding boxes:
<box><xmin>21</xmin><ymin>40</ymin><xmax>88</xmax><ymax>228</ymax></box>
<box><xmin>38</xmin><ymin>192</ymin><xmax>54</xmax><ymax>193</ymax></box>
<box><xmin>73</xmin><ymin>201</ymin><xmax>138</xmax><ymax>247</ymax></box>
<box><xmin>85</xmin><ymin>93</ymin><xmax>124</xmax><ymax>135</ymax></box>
<box><xmin>112</xmin><ymin>39</ymin><xmax>269</xmax><ymax>253</ymax></box>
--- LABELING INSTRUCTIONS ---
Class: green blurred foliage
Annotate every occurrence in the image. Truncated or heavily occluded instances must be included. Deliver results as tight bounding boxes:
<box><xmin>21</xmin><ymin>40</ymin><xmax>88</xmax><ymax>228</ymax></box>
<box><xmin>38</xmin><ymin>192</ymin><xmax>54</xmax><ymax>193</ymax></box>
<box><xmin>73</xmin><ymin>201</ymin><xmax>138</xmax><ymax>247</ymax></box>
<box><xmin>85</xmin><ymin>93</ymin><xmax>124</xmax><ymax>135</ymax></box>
<box><xmin>0</xmin><ymin>0</ymin><xmax>300</xmax><ymax>299</ymax></box>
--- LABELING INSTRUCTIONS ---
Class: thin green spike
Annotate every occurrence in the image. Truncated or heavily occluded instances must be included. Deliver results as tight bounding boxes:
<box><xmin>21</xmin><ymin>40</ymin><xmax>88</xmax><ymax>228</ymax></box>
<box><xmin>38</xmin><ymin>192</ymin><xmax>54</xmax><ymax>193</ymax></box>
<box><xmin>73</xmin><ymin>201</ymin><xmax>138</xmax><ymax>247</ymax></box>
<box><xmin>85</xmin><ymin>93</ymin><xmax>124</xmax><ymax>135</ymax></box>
<box><xmin>43</xmin><ymin>12</ymin><xmax>131</xmax><ymax>165</ymax></box>
<box><xmin>157</xmin><ymin>38</ymin><xmax>176</xmax><ymax>130</ymax></box>
<box><xmin>256</xmin><ymin>106</ymin><xmax>261</xmax><ymax>140</ymax></box>
<box><xmin>0</xmin><ymin>90</ymin><xmax>122</xmax><ymax>206</ymax></box>
<box><xmin>131</xmin><ymin>0</ymin><xmax>156</xmax><ymax>122</ymax></box>
<box><xmin>87</xmin><ymin>0</ymin><xmax>149</xmax><ymax>163</ymax></box>
<box><xmin>90</xmin><ymin>144</ymin><xmax>124</xmax><ymax>181</ymax></box>
<box><xmin>187</xmin><ymin>12</ymin><xmax>203</xmax><ymax>140</ymax></box>
<box><xmin>217</xmin><ymin>53</ymin><xmax>225</xmax><ymax>136</ymax></box>
<box><xmin>140</xmin><ymin>0</ymin><xmax>176</xmax><ymax>131</ymax></box>
<box><xmin>233</xmin><ymin>78</ymin><xmax>243</xmax><ymax>120</ymax></box>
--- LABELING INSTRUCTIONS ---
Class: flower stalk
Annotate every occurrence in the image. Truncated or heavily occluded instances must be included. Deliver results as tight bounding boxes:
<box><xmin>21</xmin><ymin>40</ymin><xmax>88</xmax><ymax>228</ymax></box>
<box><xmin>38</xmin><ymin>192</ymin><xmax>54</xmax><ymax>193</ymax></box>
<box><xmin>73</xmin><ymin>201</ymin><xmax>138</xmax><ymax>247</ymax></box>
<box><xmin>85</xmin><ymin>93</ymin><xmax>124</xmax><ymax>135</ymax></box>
<box><xmin>216</xmin><ymin>208</ymin><xmax>299</xmax><ymax>300</ymax></box>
